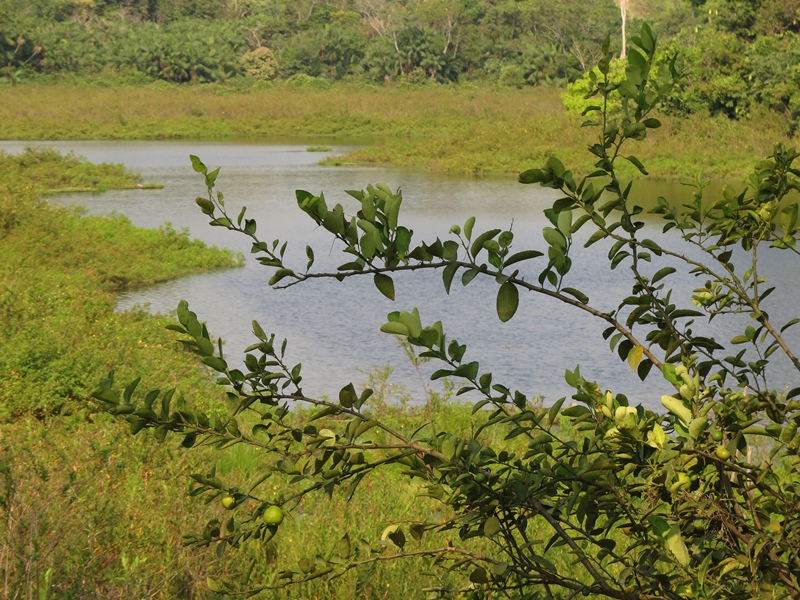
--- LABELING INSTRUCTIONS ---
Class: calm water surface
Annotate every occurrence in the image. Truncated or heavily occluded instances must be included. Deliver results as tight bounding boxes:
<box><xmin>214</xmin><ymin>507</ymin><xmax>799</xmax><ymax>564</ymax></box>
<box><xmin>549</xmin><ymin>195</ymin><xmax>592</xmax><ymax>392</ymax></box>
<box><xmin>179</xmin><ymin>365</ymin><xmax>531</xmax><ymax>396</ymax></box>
<box><xmin>5</xmin><ymin>140</ymin><xmax>799</xmax><ymax>408</ymax></box>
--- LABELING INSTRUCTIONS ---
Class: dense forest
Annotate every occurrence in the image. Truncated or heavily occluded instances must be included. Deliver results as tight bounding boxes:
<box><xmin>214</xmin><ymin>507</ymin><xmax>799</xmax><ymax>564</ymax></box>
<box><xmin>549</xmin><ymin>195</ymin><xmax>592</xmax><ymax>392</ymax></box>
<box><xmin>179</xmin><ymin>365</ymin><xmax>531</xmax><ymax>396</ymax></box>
<box><xmin>1</xmin><ymin>0</ymin><xmax>799</xmax><ymax>123</ymax></box>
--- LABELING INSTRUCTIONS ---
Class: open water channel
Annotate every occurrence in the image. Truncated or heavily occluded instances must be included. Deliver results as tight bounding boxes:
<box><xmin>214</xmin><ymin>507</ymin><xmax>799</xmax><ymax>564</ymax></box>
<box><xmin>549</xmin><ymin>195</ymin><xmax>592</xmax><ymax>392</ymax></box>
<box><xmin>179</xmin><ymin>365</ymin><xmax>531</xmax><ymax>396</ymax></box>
<box><xmin>4</xmin><ymin>140</ymin><xmax>799</xmax><ymax>409</ymax></box>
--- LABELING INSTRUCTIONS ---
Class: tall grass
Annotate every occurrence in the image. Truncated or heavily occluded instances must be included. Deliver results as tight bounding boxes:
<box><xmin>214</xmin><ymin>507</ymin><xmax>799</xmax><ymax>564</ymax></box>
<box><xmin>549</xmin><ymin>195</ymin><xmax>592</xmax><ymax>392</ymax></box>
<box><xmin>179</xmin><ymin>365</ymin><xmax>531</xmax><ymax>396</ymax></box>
<box><xmin>0</xmin><ymin>150</ymin><xmax>245</xmax><ymax>597</ymax></box>
<box><xmin>0</xmin><ymin>82</ymin><xmax>791</xmax><ymax>179</ymax></box>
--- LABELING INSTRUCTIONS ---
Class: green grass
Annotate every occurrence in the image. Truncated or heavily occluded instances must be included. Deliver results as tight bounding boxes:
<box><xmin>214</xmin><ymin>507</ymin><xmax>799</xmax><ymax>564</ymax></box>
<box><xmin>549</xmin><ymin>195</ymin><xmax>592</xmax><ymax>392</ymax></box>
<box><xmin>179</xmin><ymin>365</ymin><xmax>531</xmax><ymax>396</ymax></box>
<box><xmin>0</xmin><ymin>148</ymin><xmax>251</xmax><ymax>597</ymax></box>
<box><xmin>0</xmin><ymin>146</ymin><xmax>161</xmax><ymax>191</ymax></box>
<box><xmin>0</xmin><ymin>82</ymin><xmax>792</xmax><ymax>180</ymax></box>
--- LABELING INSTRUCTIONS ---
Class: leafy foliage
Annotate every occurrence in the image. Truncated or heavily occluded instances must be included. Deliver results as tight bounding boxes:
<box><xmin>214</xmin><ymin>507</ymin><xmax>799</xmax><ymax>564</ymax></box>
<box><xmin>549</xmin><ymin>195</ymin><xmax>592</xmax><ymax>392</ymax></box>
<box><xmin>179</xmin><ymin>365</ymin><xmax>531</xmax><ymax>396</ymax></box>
<box><xmin>93</xmin><ymin>24</ymin><xmax>800</xmax><ymax>599</ymax></box>
<box><xmin>239</xmin><ymin>46</ymin><xmax>278</xmax><ymax>81</ymax></box>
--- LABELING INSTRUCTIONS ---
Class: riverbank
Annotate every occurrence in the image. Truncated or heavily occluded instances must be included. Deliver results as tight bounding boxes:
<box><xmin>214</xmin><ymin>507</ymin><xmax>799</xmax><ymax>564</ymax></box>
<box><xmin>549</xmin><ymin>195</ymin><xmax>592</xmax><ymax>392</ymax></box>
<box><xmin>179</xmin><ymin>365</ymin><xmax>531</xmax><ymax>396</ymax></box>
<box><xmin>0</xmin><ymin>82</ymin><xmax>791</xmax><ymax>180</ymax></box>
<box><xmin>0</xmin><ymin>149</ymin><xmax>243</xmax><ymax>419</ymax></box>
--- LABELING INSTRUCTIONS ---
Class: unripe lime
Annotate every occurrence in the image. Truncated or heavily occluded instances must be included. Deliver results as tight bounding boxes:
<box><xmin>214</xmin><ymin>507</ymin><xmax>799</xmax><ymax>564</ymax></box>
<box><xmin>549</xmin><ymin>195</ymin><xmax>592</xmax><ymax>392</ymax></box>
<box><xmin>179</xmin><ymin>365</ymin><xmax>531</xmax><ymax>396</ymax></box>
<box><xmin>711</xmin><ymin>430</ymin><xmax>723</xmax><ymax>442</ymax></box>
<box><xmin>715</xmin><ymin>446</ymin><xmax>731</xmax><ymax>460</ymax></box>
<box><xmin>263</xmin><ymin>505</ymin><xmax>284</xmax><ymax>525</ymax></box>
<box><xmin>221</xmin><ymin>495</ymin><xmax>236</xmax><ymax>510</ymax></box>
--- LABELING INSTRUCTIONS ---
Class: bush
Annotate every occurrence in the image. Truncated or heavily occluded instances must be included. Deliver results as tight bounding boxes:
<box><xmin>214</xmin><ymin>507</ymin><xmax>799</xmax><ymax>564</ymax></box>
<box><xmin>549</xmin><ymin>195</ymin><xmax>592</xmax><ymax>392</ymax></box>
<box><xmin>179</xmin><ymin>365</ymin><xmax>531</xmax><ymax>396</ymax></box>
<box><xmin>497</xmin><ymin>64</ymin><xmax>526</xmax><ymax>88</ymax></box>
<box><xmin>283</xmin><ymin>72</ymin><xmax>329</xmax><ymax>89</ymax></box>
<box><xmin>95</xmin><ymin>25</ymin><xmax>800</xmax><ymax>599</ymax></box>
<box><xmin>238</xmin><ymin>46</ymin><xmax>278</xmax><ymax>81</ymax></box>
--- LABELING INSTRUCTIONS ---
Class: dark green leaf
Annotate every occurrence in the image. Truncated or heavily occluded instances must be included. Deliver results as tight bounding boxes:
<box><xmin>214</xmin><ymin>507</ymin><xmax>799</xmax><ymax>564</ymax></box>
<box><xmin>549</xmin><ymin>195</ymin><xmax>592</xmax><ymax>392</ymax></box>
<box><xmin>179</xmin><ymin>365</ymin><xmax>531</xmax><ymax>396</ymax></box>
<box><xmin>442</xmin><ymin>263</ymin><xmax>459</xmax><ymax>294</ymax></box>
<box><xmin>504</xmin><ymin>250</ymin><xmax>544</xmax><ymax>267</ymax></box>
<box><xmin>496</xmin><ymin>281</ymin><xmax>519</xmax><ymax>322</ymax></box>
<box><xmin>373</xmin><ymin>273</ymin><xmax>395</xmax><ymax>300</ymax></box>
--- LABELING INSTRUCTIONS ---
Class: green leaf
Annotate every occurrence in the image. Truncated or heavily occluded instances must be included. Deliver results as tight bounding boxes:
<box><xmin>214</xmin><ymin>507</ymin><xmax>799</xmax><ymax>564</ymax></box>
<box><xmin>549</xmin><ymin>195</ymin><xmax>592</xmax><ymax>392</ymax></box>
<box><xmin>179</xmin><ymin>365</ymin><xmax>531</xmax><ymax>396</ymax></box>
<box><xmin>651</xmin><ymin>267</ymin><xmax>675</xmax><ymax>284</ymax></box>
<box><xmin>470</xmin><ymin>229</ymin><xmax>501</xmax><ymax>258</ymax></box>
<box><xmin>337</xmin><ymin>534</ymin><xmax>351</xmax><ymax>560</ymax></box>
<box><xmin>518</xmin><ymin>168</ymin><xmax>546</xmax><ymax>184</ymax></box>
<box><xmin>462</xmin><ymin>268</ymin><xmax>480</xmax><ymax>286</ymax></box>
<box><xmin>464</xmin><ymin>216</ymin><xmax>476</xmax><ymax>241</ymax></box>
<box><xmin>666</xmin><ymin>524</ymin><xmax>690</xmax><ymax>566</ymax></box>
<box><xmin>505</xmin><ymin>250</ymin><xmax>544</xmax><ymax>267</ymax></box>
<box><xmin>548</xmin><ymin>398</ymin><xmax>565</xmax><ymax>424</ymax></box>
<box><xmin>269</xmin><ymin>269</ymin><xmax>295</xmax><ymax>286</ymax></box>
<box><xmin>202</xmin><ymin>356</ymin><xmax>228</xmax><ymax>372</ymax></box>
<box><xmin>442</xmin><ymin>263</ymin><xmax>459</xmax><ymax>294</ymax></box>
<box><xmin>561</xmin><ymin>287</ymin><xmax>588</xmax><ymax>303</ymax></box>
<box><xmin>195</xmin><ymin>197</ymin><xmax>215</xmax><ymax>215</ymax></box>
<box><xmin>311</xmin><ymin>405</ymin><xmax>339</xmax><ymax>421</ymax></box>
<box><xmin>252</xmin><ymin>320</ymin><xmax>267</xmax><ymax>341</ymax></box>
<box><xmin>196</xmin><ymin>337</ymin><xmax>214</xmax><ymax>356</ymax></box>
<box><xmin>339</xmin><ymin>383</ymin><xmax>357</xmax><ymax>408</ymax></box>
<box><xmin>543</xmin><ymin>227</ymin><xmax>567</xmax><ymax>251</ymax></box>
<box><xmin>93</xmin><ymin>388</ymin><xmax>120</xmax><ymax>405</ymax></box>
<box><xmin>556</xmin><ymin>210</ymin><xmax>572</xmax><ymax>238</ymax></box>
<box><xmin>469</xmin><ymin>567</ymin><xmax>489</xmax><ymax>584</ymax></box>
<box><xmin>689</xmin><ymin>417</ymin><xmax>708</xmax><ymax>440</ymax></box>
<box><xmin>373</xmin><ymin>273</ymin><xmax>395</xmax><ymax>300</ymax></box>
<box><xmin>190</xmin><ymin>155</ymin><xmax>207</xmax><ymax>175</ymax></box>
<box><xmin>123</xmin><ymin>377</ymin><xmax>141</xmax><ymax>403</ymax></box>
<box><xmin>386</xmin><ymin>527</ymin><xmax>406</xmax><ymax>549</ymax></box>
<box><xmin>585</xmin><ymin>229</ymin><xmax>608</xmax><ymax>246</ymax></box>
<box><xmin>661</xmin><ymin>395</ymin><xmax>692</xmax><ymax>425</ymax></box>
<box><xmin>562</xmin><ymin>405</ymin><xmax>591</xmax><ymax>418</ymax></box>
<box><xmin>496</xmin><ymin>281</ymin><xmax>519</xmax><ymax>322</ymax></box>
<box><xmin>483</xmin><ymin>516</ymin><xmax>501</xmax><ymax>536</ymax></box>
<box><xmin>380</xmin><ymin>321</ymin><xmax>409</xmax><ymax>336</ymax></box>
<box><xmin>648</xmin><ymin>423</ymin><xmax>666</xmax><ymax>447</ymax></box>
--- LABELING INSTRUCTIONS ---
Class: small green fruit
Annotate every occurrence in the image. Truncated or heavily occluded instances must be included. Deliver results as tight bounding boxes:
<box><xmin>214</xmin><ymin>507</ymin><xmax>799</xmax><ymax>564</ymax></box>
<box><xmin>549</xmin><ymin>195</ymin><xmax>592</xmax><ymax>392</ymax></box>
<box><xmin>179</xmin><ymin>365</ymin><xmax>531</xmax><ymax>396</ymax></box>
<box><xmin>715</xmin><ymin>446</ymin><xmax>731</xmax><ymax>460</ymax></box>
<box><xmin>221</xmin><ymin>495</ymin><xmax>236</xmax><ymax>510</ymax></box>
<box><xmin>711</xmin><ymin>430</ymin><xmax>723</xmax><ymax>442</ymax></box>
<box><xmin>263</xmin><ymin>505</ymin><xmax>284</xmax><ymax>525</ymax></box>
<box><xmin>669</xmin><ymin>472</ymin><xmax>692</xmax><ymax>493</ymax></box>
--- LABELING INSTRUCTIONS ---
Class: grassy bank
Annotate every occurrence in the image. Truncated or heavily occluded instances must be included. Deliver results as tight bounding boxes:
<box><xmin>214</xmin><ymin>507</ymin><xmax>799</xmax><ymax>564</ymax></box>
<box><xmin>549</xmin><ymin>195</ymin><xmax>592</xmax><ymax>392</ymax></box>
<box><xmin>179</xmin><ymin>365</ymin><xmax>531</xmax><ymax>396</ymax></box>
<box><xmin>0</xmin><ymin>82</ymin><xmax>792</xmax><ymax>180</ymax></box>
<box><xmin>0</xmin><ymin>149</ymin><xmax>244</xmax><ymax>596</ymax></box>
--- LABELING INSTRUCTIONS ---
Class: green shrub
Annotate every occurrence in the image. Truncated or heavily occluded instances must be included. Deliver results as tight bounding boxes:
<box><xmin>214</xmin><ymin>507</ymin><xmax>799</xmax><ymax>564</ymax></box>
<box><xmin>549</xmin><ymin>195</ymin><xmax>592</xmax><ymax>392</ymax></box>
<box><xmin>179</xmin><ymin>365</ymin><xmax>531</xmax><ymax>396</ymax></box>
<box><xmin>283</xmin><ymin>72</ymin><xmax>330</xmax><ymax>89</ymax></box>
<box><xmin>497</xmin><ymin>64</ymin><xmax>526</xmax><ymax>88</ymax></box>
<box><xmin>238</xmin><ymin>46</ymin><xmax>278</xmax><ymax>81</ymax></box>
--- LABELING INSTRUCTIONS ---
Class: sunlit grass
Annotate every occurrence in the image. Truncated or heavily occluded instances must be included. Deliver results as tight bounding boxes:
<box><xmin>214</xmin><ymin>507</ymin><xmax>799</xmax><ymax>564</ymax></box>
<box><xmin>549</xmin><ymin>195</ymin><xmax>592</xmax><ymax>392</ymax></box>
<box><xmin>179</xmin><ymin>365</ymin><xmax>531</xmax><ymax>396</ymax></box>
<box><xmin>0</xmin><ymin>82</ymin><xmax>791</xmax><ymax>180</ymax></box>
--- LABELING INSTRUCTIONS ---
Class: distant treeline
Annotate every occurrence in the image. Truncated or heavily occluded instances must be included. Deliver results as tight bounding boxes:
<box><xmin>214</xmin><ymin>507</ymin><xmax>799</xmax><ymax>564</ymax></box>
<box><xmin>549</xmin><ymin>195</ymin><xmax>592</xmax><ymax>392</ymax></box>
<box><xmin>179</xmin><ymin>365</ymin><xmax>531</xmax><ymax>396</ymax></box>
<box><xmin>1</xmin><ymin>0</ymin><xmax>799</xmax><ymax>122</ymax></box>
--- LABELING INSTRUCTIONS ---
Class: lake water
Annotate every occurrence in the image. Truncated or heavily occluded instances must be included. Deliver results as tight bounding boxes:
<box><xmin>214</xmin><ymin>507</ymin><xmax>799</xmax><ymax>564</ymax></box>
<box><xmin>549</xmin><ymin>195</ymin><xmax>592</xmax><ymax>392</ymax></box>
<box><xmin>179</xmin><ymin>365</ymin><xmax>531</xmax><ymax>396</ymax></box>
<box><xmin>4</xmin><ymin>140</ymin><xmax>799</xmax><ymax>409</ymax></box>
